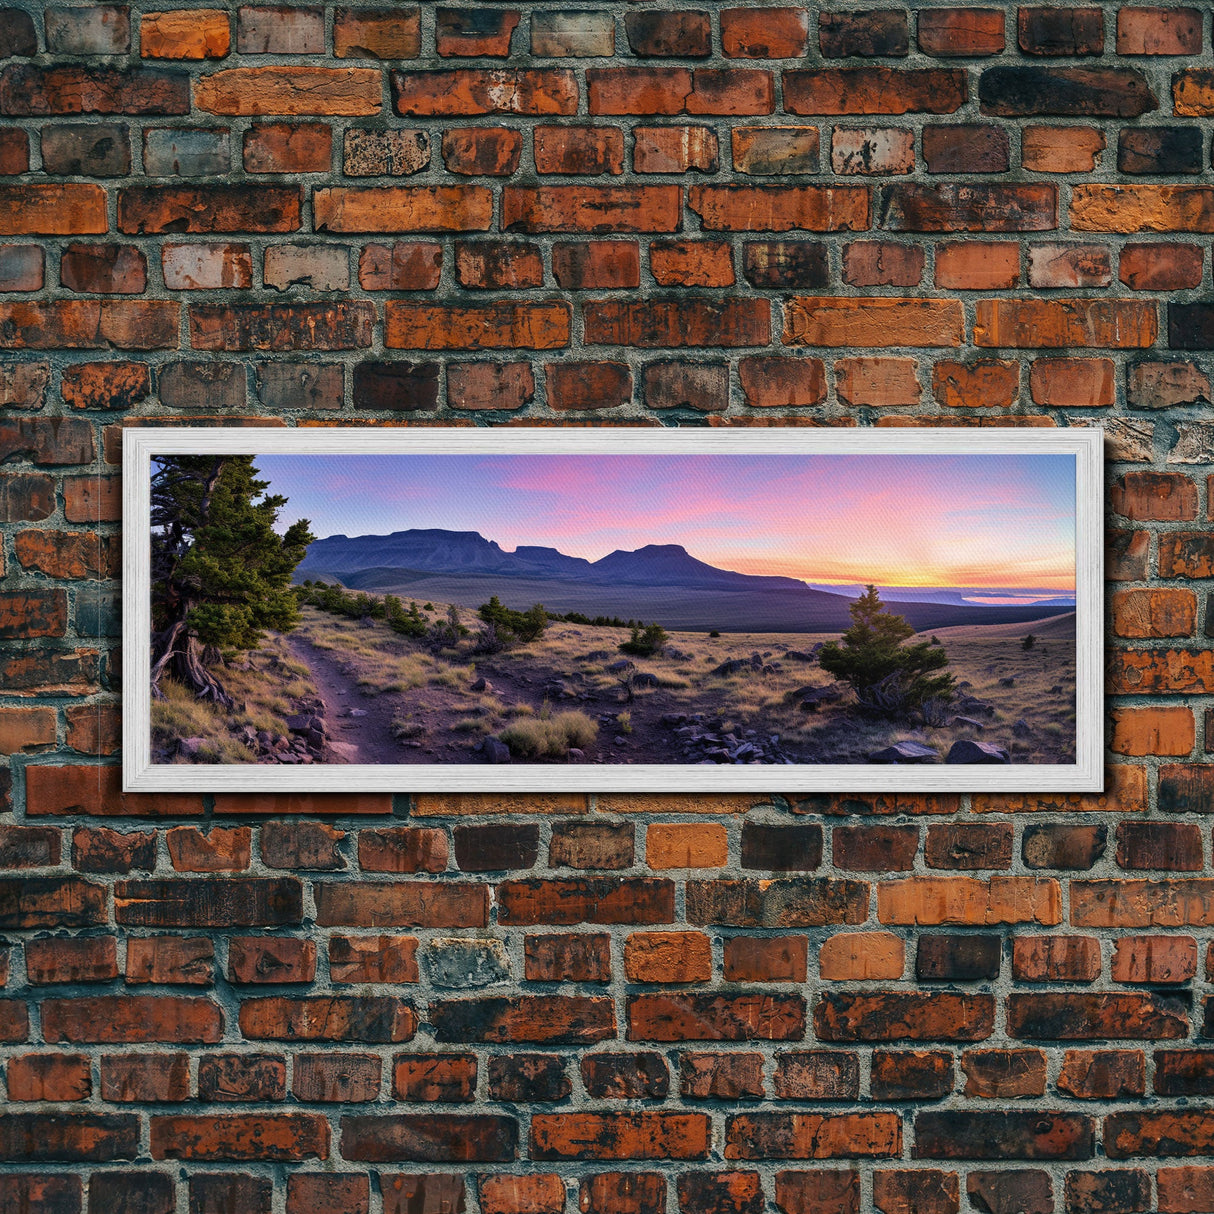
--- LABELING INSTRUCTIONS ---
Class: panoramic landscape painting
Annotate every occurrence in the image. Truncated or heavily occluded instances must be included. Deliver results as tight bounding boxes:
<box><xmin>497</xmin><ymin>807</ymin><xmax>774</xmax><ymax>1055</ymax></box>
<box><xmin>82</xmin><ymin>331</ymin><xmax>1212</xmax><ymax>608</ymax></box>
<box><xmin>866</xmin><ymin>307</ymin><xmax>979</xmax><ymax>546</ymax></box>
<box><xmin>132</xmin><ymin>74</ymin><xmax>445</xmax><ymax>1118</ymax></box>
<box><xmin>144</xmin><ymin>444</ymin><xmax>1082</xmax><ymax>775</ymax></box>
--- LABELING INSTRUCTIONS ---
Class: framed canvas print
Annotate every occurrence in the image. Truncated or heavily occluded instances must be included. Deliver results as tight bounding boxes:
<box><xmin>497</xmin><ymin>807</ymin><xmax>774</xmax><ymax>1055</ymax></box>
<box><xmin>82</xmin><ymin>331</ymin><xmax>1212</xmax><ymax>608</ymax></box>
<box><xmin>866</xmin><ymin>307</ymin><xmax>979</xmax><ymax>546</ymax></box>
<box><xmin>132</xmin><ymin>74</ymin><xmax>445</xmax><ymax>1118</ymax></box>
<box><xmin>123</xmin><ymin>426</ymin><xmax>1102</xmax><ymax>793</ymax></box>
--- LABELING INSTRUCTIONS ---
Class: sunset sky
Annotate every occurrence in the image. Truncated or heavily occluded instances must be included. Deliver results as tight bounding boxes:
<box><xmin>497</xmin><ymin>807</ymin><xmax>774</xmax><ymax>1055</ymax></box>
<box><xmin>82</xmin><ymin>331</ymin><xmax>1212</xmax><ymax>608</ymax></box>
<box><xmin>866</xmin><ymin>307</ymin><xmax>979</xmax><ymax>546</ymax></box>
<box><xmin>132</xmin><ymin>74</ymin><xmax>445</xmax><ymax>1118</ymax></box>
<box><xmin>256</xmin><ymin>452</ymin><xmax>1076</xmax><ymax>591</ymax></box>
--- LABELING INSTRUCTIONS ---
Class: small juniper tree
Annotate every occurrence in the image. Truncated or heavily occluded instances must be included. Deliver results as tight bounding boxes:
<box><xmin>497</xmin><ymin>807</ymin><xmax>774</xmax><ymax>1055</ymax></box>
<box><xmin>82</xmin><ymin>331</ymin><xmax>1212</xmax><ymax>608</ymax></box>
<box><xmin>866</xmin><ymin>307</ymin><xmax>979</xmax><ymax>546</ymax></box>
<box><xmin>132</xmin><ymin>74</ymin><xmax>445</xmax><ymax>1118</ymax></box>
<box><xmin>818</xmin><ymin>584</ymin><xmax>955</xmax><ymax>715</ymax></box>
<box><xmin>150</xmin><ymin>456</ymin><xmax>314</xmax><ymax>707</ymax></box>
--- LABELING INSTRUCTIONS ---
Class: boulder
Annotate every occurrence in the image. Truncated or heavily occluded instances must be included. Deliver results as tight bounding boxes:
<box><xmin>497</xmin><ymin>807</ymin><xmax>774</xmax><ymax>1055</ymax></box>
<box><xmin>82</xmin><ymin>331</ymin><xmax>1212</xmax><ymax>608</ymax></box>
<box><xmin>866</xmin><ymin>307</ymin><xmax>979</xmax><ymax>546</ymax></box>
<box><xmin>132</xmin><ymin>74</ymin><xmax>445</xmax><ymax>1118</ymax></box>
<box><xmin>948</xmin><ymin>716</ymin><xmax>986</xmax><ymax>731</ymax></box>
<box><xmin>869</xmin><ymin>740</ymin><xmax>940</xmax><ymax>764</ymax></box>
<box><xmin>607</xmin><ymin>659</ymin><xmax>635</xmax><ymax>674</ymax></box>
<box><xmin>482</xmin><ymin>736</ymin><xmax>511</xmax><ymax>764</ymax></box>
<box><xmin>632</xmin><ymin>671</ymin><xmax>659</xmax><ymax>688</ymax></box>
<box><xmin>470</xmin><ymin>676</ymin><xmax>491</xmax><ymax>693</ymax></box>
<box><xmin>946</xmin><ymin>739</ymin><xmax>1010</xmax><ymax>764</ymax></box>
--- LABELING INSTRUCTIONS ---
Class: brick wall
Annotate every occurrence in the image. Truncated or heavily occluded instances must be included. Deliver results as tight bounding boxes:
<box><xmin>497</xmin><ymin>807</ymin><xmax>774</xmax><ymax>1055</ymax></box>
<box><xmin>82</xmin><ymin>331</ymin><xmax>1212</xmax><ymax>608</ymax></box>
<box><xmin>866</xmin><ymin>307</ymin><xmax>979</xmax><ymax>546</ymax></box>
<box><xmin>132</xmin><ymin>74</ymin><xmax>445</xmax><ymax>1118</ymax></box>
<box><xmin>2</xmin><ymin>2</ymin><xmax>1214</xmax><ymax>1211</ymax></box>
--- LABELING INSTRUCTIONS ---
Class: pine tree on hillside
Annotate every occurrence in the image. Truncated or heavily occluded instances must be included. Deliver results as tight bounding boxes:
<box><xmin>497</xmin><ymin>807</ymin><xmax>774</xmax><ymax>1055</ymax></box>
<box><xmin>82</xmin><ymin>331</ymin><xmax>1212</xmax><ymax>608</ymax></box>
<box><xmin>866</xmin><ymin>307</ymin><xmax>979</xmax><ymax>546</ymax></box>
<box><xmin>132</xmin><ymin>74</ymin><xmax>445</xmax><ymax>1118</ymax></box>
<box><xmin>150</xmin><ymin>455</ymin><xmax>314</xmax><ymax>707</ymax></box>
<box><xmin>818</xmin><ymin>584</ymin><xmax>955</xmax><ymax>715</ymax></box>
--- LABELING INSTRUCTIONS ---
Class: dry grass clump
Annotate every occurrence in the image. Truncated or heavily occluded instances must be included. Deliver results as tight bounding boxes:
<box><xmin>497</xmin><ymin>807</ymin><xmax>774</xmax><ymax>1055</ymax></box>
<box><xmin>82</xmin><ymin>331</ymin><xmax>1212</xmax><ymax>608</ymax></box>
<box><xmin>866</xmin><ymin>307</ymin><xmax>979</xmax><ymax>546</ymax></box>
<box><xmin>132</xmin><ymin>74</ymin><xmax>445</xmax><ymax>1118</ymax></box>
<box><xmin>151</xmin><ymin>634</ymin><xmax>318</xmax><ymax>764</ymax></box>
<box><xmin>499</xmin><ymin>710</ymin><xmax>597</xmax><ymax>760</ymax></box>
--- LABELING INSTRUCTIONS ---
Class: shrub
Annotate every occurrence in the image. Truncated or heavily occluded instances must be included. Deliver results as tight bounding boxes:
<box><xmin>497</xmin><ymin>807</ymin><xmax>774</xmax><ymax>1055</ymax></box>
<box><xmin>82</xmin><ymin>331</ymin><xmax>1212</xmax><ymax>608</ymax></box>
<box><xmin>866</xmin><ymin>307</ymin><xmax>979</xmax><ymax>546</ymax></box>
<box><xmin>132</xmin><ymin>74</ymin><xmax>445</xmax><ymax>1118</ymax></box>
<box><xmin>499</xmin><ymin>711</ymin><xmax>597</xmax><ymax>760</ymax></box>
<box><xmin>818</xmin><ymin>584</ymin><xmax>955</xmax><ymax>717</ymax></box>
<box><xmin>478</xmin><ymin>595</ymin><xmax>548</xmax><ymax>647</ymax></box>
<box><xmin>1021</xmin><ymin>633</ymin><xmax>1036</xmax><ymax>650</ymax></box>
<box><xmin>709</xmin><ymin>630</ymin><xmax>720</xmax><ymax>638</ymax></box>
<box><xmin>620</xmin><ymin>622</ymin><xmax>668</xmax><ymax>657</ymax></box>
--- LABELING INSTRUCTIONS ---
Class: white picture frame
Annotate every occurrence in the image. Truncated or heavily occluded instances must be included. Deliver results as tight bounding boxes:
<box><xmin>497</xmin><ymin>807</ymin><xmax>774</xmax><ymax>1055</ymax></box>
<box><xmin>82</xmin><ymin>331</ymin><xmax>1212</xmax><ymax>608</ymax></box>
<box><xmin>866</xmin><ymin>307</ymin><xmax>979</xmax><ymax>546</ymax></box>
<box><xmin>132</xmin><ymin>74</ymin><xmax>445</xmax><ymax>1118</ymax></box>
<box><xmin>123</xmin><ymin>425</ymin><xmax>1103</xmax><ymax>793</ymax></box>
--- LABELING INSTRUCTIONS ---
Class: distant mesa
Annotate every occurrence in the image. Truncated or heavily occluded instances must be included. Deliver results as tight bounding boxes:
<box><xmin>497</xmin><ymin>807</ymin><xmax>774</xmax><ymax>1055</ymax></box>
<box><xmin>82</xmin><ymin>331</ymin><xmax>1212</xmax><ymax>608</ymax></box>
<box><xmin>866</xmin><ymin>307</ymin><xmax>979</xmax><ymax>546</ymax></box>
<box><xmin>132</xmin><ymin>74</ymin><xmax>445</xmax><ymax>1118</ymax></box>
<box><xmin>297</xmin><ymin>527</ymin><xmax>1075</xmax><ymax>635</ymax></box>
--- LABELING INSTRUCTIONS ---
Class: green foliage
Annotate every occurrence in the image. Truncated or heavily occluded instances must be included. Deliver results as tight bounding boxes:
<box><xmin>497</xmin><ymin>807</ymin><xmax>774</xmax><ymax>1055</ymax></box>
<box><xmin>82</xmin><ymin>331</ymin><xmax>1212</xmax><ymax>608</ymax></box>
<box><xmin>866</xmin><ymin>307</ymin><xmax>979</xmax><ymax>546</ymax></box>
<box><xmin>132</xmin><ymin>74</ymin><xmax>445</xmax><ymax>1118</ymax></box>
<box><xmin>152</xmin><ymin>455</ymin><xmax>314</xmax><ymax>655</ymax></box>
<box><xmin>478</xmin><ymin>595</ymin><xmax>548</xmax><ymax>645</ymax></box>
<box><xmin>818</xmin><ymin>584</ymin><xmax>955</xmax><ymax>716</ymax></box>
<box><xmin>619</xmin><ymin>622</ymin><xmax>668</xmax><ymax>657</ymax></box>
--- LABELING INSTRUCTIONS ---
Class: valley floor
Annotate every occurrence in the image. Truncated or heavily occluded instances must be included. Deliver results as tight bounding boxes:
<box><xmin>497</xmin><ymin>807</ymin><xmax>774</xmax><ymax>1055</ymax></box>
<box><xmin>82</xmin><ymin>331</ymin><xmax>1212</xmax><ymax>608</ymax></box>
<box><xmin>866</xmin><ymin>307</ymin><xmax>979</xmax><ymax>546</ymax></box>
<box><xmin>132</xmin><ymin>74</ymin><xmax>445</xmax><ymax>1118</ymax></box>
<box><xmin>164</xmin><ymin>604</ymin><xmax>1076</xmax><ymax>769</ymax></box>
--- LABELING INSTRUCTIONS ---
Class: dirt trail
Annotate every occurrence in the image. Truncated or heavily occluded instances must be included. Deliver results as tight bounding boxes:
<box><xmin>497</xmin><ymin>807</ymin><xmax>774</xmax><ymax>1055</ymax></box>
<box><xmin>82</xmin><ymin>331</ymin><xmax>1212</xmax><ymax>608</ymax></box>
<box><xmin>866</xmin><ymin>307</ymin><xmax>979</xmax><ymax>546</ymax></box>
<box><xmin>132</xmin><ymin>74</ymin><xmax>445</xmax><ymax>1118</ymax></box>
<box><xmin>286</xmin><ymin>632</ymin><xmax>408</xmax><ymax>765</ymax></box>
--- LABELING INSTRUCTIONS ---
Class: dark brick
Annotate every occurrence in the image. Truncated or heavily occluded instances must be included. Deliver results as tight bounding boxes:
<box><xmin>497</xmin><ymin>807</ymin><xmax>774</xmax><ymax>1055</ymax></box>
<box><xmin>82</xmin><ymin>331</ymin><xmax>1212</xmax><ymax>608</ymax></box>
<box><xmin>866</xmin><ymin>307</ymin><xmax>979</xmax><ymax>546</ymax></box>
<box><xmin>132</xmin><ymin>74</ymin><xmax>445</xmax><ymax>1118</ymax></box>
<box><xmin>1119</xmin><ymin>126</ymin><xmax>1203</xmax><ymax>175</ymax></box>
<box><xmin>870</xmin><ymin>1050</ymin><xmax>954</xmax><ymax>1101</ymax></box>
<box><xmin>913</xmin><ymin>1111</ymin><xmax>1093</xmax><ymax>1160</ymax></box>
<box><xmin>742</xmin><ymin>241</ymin><xmax>829</xmax><ymax>288</ymax></box>
<box><xmin>582</xmin><ymin>1051</ymin><xmax>670</xmax><ymax>1099</ymax></box>
<box><xmin>979</xmin><ymin>66</ymin><xmax>1158</xmax><ymax>117</ymax></box>
<box><xmin>352</xmin><ymin>360</ymin><xmax>440</xmax><ymax>411</ymax></box>
<box><xmin>916</xmin><ymin>935</ymin><xmax>1002</xmax><ymax>981</ymax></box>
<box><xmin>487</xmin><ymin>1053</ymin><xmax>571</xmax><ymax>1101</ymax></box>
<box><xmin>453</xmin><ymin>823</ymin><xmax>540</xmax><ymax>871</ymax></box>
<box><xmin>1018</xmin><ymin>7</ymin><xmax>1104</xmax><ymax>55</ymax></box>
<box><xmin>820</xmin><ymin>10</ymin><xmax>909</xmax><ymax>57</ymax></box>
<box><xmin>740</xmin><ymin>824</ymin><xmax>823</xmax><ymax>871</ymax></box>
<box><xmin>625</xmin><ymin>11</ymin><xmax>712</xmax><ymax>57</ymax></box>
<box><xmin>1022</xmin><ymin>824</ymin><xmax>1107</xmax><ymax>870</ymax></box>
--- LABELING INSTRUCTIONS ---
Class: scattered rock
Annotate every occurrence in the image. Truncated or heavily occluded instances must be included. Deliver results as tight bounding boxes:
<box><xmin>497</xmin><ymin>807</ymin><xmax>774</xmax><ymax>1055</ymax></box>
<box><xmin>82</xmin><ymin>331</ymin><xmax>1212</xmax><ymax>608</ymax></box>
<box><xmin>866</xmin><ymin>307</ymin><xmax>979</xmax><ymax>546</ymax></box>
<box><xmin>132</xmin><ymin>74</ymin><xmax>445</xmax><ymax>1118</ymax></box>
<box><xmin>607</xmin><ymin>659</ymin><xmax>635</xmax><ymax>674</ymax></box>
<box><xmin>482</xmin><ymin>736</ymin><xmax>511</xmax><ymax>764</ymax></box>
<box><xmin>998</xmin><ymin>676</ymin><xmax>1016</xmax><ymax>687</ymax></box>
<box><xmin>178</xmin><ymin>736</ymin><xmax>205</xmax><ymax>758</ymax></box>
<box><xmin>1013</xmin><ymin>718</ymin><xmax>1033</xmax><ymax>738</ymax></box>
<box><xmin>470</xmin><ymin>676</ymin><xmax>492</xmax><ymax>693</ymax></box>
<box><xmin>869</xmin><ymin>741</ymin><xmax>940</xmax><ymax>764</ymax></box>
<box><xmin>798</xmin><ymin>684</ymin><xmax>844</xmax><ymax>712</ymax></box>
<box><xmin>948</xmin><ymin>716</ymin><xmax>986</xmax><ymax>731</ymax></box>
<box><xmin>946</xmin><ymin>739</ymin><xmax>1011</xmax><ymax>764</ymax></box>
<box><xmin>785</xmin><ymin>650</ymin><xmax>815</xmax><ymax>663</ymax></box>
<box><xmin>632</xmin><ymin>671</ymin><xmax>659</xmax><ymax>688</ymax></box>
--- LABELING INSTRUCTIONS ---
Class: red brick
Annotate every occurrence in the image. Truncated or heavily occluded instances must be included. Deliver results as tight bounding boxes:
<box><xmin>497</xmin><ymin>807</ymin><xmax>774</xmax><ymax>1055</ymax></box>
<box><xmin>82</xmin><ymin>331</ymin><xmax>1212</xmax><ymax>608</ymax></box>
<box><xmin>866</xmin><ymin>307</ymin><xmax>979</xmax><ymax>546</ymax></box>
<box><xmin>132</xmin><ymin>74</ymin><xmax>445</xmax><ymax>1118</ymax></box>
<box><xmin>447</xmin><ymin>361</ymin><xmax>535</xmax><ymax>410</ymax></box>
<box><xmin>480</xmin><ymin>1175</ymin><xmax>564</xmax><ymax>1214</ymax></box>
<box><xmin>1118</xmin><ymin>6</ymin><xmax>1202</xmax><ymax>54</ymax></box>
<box><xmin>534</xmin><ymin>125</ymin><xmax>622</xmax><ymax>175</ymax></box>
<box><xmin>721</xmin><ymin>8</ymin><xmax>809</xmax><ymax>57</ymax></box>
<box><xmin>973</xmin><ymin>298</ymin><xmax>1157</xmax><ymax>348</ymax></box>
<box><xmin>119</xmin><ymin>185</ymin><xmax>300</xmax><ymax>233</ymax></box>
<box><xmin>287</xmin><ymin>1175</ymin><xmax>368</xmax><ymax>1214</ymax></box>
<box><xmin>788</xmin><ymin>298</ymin><xmax>962</xmax><ymax>347</ymax></box>
<box><xmin>935</xmin><ymin>241</ymin><xmax>1020</xmax><ymax>289</ymax></box>
<box><xmin>442</xmin><ymin>127</ymin><xmax>523</xmax><ymax>175</ymax></box>
<box><xmin>832</xmin><ymin>128</ymin><xmax>914</xmax><ymax>175</ymax></box>
<box><xmin>7</xmin><ymin>1053</ymin><xmax>91</xmax><ymax>1101</ymax></box>
<box><xmin>1113</xmin><ymin>936</ymin><xmax>1198</xmax><ymax>984</ymax></box>
<box><xmin>931</xmin><ymin>359</ymin><xmax>1019</xmax><ymax>408</ymax></box>
<box><xmin>329</xmin><ymin>935</ymin><xmax>418</xmax><ymax>984</ymax></box>
<box><xmin>196</xmin><ymin>66</ymin><xmax>380</xmax><ymax>115</ymax></box>
<box><xmin>784</xmin><ymin>68</ymin><xmax>966</xmax><ymax>114</ymax></box>
<box><xmin>1058</xmin><ymin>1050</ymin><xmax>1145</xmax><ymax>1099</ymax></box>
<box><xmin>393</xmin><ymin>1053</ymin><xmax>476</xmax><ymax>1101</ymax></box>
<box><xmin>634</xmin><ymin>125</ymin><xmax>718</xmax><ymax>173</ymax></box>
<box><xmin>1113</xmin><ymin>588</ymin><xmax>1198</xmax><ymax>638</ymax></box>
<box><xmin>532</xmin><ymin>1111</ymin><xmax>710</xmax><ymax>1161</ymax></box>
<box><xmin>548</xmin><ymin>361</ymin><xmax>632</xmax><ymax>411</ymax></box>
<box><xmin>843</xmin><ymin>241</ymin><xmax>923</xmax><ymax>287</ymax></box>
<box><xmin>1029</xmin><ymin>357</ymin><xmax>1115</xmax><ymax>406</ymax></box>
<box><xmin>60</xmin><ymin>243</ymin><xmax>147</xmax><ymax>295</ymax></box>
<box><xmin>1012</xmin><ymin>936</ymin><xmax>1101</xmax><ymax>982</ymax></box>
<box><xmin>141</xmin><ymin>9</ymin><xmax>231</xmax><ymax>59</ymax></box>
<box><xmin>625</xmin><ymin>11</ymin><xmax>711</xmax><ymax>57</ymax></box>
<box><xmin>585</xmin><ymin>299</ymin><xmax>769</xmax><ymax>348</ymax></box>
<box><xmin>919</xmin><ymin>9</ymin><xmax>1005</xmax><ymax>56</ymax></box>
<box><xmin>42</xmin><ymin>996</ymin><xmax>222</xmax><ymax>1043</ymax></box>
<box><xmin>151</xmin><ymin>1113</ymin><xmax>328</xmax><ymax>1161</ymax></box>
<box><xmin>0</xmin><ymin>245</ymin><xmax>42</xmax><ymax>290</ymax></box>
<box><xmin>552</xmin><ymin>241</ymin><xmax>640</xmax><ymax>289</ymax></box>
<box><xmin>239</xmin><ymin>996</ymin><xmax>415</xmax><ymax>1042</ymax></box>
<box><xmin>726</xmin><ymin>1111</ymin><xmax>901</xmax><ymax>1160</ymax></box>
<box><xmin>589</xmin><ymin>67</ymin><xmax>773</xmax><ymax>116</ymax></box>
<box><xmin>651</xmin><ymin>240</ymin><xmax>734</xmax><ymax>287</ymax></box>
<box><xmin>836</xmin><ymin>358</ymin><xmax>922</xmax><ymax>406</ymax></box>
<box><xmin>292</xmin><ymin>1052</ymin><xmax>381</xmax><ymax>1103</ymax></box>
<box><xmin>739</xmin><ymin>357</ymin><xmax>826</xmax><ymax>408</ymax></box>
<box><xmin>689</xmin><ymin>185</ymin><xmax>867</xmax><ymax>231</ymax></box>
<box><xmin>334</xmin><ymin>9</ymin><xmax>421</xmax><ymax>59</ymax></box>
<box><xmin>189</xmin><ymin>302</ymin><xmax>374</xmax><ymax>351</ymax></box>
<box><xmin>228</xmin><ymin>937</ymin><xmax>316</xmax><ymax>984</ymax></box>
<box><xmin>1113</xmin><ymin>471</ymin><xmax>1198</xmax><ymax>521</ymax></box>
<box><xmin>0</xmin><ymin>300</ymin><xmax>179</xmax><ymax>350</ymax></box>
<box><xmin>243</xmin><ymin>123</ymin><xmax>332</xmax><ymax>172</ymax></box>
<box><xmin>1121</xmin><ymin>242</ymin><xmax>1203</xmax><ymax>290</ymax></box>
<box><xmin>386</xmin><ymin>301</ymin><xmax>568</xmax><ymax>350</ymax></box>
<box><xmin>628</xmin><ymin>993</ymin><xmax>805</xmax><ymax>1042</ymax></box>
<box><xmin>625</xmin><ymin>931</ymin><xmax>712</xmax><ymax>983</ymax></box>
<box><xmin>524</xmin><ymin>933</ymin><xmax>612</xmax><ymax>983</ymax></box>
<box><xmin>126</xmin><ymin>937</ymin><xmax>214</xmax><ymax>986</ymax></box>
<box><xmin>873</xmin><ymin>1171</ymin><xmax>959</xmax><ymax>1214</ymax></box>
<box><xmin>167</xmin><ymin>825</ymin><xmax>251</xmax><ymax>872</ymax></box>
<box><xmin>0</xmin><ymin>64</ymin><xmax>189</xmax><ymax>115</ymax></box>
<box><xmin>394</xmin><ymin>69</ymin><xmax>576</xmax><ymax>116</ymax></box>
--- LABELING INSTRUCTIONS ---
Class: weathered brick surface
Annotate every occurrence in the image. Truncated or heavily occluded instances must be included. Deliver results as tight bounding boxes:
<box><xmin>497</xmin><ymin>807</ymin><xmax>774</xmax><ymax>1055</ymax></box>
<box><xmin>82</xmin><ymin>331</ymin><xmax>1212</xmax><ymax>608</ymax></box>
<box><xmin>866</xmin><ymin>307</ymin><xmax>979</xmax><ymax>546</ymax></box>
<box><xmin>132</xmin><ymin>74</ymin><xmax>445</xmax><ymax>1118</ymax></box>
<box><xmin>0</xmin><ymin>1</ymin><xmax>1211</xmax><ymax>1199</ymax></box>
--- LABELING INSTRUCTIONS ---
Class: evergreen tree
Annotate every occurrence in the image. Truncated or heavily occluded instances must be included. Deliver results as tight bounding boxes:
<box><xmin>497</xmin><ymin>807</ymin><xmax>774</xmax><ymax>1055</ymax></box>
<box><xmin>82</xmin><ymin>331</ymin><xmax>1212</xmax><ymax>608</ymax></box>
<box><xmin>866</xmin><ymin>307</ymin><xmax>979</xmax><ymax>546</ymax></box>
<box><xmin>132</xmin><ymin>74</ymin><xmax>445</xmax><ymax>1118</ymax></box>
<box><xmin>818</xmin><ymin>584</ymin><xmax>955</xmax><ymax>714</ymax></box>
<box><xmin>150</xmin><ymin>456</ymin><xmax>314</xmax><ymax>706</ymax></box>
